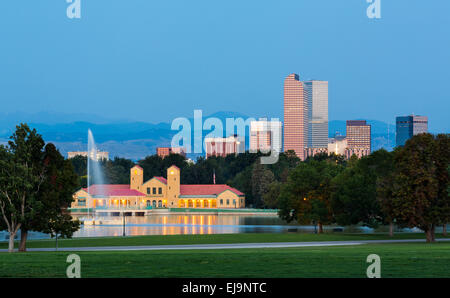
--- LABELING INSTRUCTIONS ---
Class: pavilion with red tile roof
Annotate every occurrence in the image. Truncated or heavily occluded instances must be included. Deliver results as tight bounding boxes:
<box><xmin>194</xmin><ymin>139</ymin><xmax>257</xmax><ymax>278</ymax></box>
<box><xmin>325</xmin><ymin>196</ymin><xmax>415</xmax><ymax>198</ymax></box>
<box><xmin>72</xmin><ymin>165</ymin><xmax>245</xmax><ymax>210</ymax></box>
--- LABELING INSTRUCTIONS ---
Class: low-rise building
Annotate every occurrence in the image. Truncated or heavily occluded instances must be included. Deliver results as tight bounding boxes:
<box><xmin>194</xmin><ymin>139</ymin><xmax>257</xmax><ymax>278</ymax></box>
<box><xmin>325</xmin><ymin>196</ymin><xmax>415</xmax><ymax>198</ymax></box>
<box><xmin>156</xmin><ymin>147</ymin><xmax>186</xmax><ymax>158</ymax></box>
<box><xmin>304</xmin><ymin>147</ymin><xmax>328</xmax><ymax>159</ymax></box>
<box><xmin>67</xmin><ymin>150</ymin><xmax>109</xmax><ymax>161</ymax></box>
<box><xmin>328</xmin><ymin>136</ymin><xmax>347</xmax><ymax>156</ymax></box>
<box><xmin>205</xmin><ymin>135</ymin><xmax>245</xmax><ymax>158</ymax></box>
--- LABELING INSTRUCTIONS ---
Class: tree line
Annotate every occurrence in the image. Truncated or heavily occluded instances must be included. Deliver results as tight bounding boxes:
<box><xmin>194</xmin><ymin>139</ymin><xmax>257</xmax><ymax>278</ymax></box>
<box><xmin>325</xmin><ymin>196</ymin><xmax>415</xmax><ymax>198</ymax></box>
<box><xmin>276</xmin><ymin>133</ymin><xmax>449</xmax><ymax>242</ymax></box>
<box><xmin>0</xmin><ymin>124</ymin><xmax>80</xmax><ymax>252</ymax></box>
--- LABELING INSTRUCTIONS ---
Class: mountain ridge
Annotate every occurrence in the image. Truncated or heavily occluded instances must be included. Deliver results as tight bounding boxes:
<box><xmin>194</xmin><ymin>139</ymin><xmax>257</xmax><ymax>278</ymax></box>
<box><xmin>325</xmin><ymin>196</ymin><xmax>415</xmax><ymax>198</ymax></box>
<box><xmin>1</xmin><ymin>111</ymin><xmax>397</xmax><ymax>160</ymax></box>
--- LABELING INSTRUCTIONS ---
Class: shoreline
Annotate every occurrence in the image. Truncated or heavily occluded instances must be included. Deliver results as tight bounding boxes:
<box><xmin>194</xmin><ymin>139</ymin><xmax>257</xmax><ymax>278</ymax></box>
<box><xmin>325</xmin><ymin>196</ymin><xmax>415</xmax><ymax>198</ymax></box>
<box><xmin>70</xmin><ymin>208</ymin><xmax>279</xmax><ymax>217</ymax></box>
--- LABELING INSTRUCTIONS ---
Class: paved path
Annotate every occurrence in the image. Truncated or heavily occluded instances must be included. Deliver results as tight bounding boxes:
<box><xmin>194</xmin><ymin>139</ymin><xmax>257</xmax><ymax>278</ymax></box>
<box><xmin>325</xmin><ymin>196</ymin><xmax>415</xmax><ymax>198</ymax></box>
<box><xmin>1</xmin><ymin>238</ymin><xmax>449</xmax><ymax>252</ymax></box>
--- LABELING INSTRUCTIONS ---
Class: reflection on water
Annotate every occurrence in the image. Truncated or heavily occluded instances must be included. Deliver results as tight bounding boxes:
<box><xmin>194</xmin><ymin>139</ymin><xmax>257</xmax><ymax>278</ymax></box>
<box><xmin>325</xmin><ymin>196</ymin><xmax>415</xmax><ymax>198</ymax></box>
<box><xmin>0</xmin><ymin>214</ymin><xmax>428</xmax><ymax>241</ymax></box>
<box><xmin>73</xmin><ymin>214</ymin><xmax>300</xmax><ymax>238</ymax></box>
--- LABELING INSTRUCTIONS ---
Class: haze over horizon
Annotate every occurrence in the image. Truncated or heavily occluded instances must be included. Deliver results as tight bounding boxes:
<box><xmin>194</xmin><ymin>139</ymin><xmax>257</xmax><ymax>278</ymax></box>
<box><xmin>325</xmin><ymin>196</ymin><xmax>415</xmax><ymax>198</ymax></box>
<box><xmin>1</xmin><ymin>1</ymin><xmax>449</xmax><ymax>133</ymax></box>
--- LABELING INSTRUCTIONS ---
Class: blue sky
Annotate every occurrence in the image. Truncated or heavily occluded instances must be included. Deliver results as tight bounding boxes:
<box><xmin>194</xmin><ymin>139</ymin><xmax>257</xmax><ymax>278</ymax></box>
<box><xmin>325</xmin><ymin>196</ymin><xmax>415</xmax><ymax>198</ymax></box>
<box><xmin>0</xmin><ymin>1</ymin><xmax>449</xmax><ymax>132</ymax></box>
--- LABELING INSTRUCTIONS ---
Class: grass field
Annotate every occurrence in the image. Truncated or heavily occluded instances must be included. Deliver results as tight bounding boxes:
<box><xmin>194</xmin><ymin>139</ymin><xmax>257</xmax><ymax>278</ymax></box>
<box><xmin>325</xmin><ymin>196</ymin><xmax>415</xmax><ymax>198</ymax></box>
<box><xmin>1</xmin><ymin>232</ymin><xmax>449</xmax><ymax>249</ymax></box>
<box><xmin>0</xmin><ymin>242</ymin><xmax>449</xmax><ymax>278</ymax></box>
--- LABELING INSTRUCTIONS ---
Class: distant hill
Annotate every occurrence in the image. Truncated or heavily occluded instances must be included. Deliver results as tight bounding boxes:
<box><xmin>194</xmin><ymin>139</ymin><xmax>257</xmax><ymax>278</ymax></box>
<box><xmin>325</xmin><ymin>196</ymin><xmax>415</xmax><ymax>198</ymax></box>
<box><xmin>0</xmin><ymin>111</ymin><xmax>254</xmax><ymax>160</ymax></box>
<box><xmin>0</xmin><ymin>111</ymin><xmax>397</xmax><ymax>160</ymax></box>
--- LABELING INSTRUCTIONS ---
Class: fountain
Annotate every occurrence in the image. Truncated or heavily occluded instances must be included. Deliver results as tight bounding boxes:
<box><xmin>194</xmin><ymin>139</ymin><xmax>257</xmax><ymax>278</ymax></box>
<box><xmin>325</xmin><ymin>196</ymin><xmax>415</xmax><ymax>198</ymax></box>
<box><xmin>87</xmin><ymin>129</ymin><xmax>106</xmax><ymax>220</ymax></box>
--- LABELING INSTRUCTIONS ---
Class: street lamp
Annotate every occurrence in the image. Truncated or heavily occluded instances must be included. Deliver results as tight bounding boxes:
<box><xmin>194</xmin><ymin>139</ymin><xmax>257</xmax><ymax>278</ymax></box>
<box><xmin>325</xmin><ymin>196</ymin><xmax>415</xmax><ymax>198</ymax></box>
<box><xmin>122</xmin><ymin>211</ymin><xmax>126</xmax><ymax>237</ymax></box>
<box><xmin>122</xmin><ymin>201</ymin><xmax>126</xmax><ymax>237</ymax></box>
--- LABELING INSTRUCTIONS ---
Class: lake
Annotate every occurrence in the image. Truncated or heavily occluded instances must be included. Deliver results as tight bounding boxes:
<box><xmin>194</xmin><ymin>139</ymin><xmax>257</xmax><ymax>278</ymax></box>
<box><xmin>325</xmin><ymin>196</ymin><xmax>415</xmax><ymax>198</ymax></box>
<box><xmin>0</xmin><ymin>214</ymin><xmax>423</xmax><ymax>241</ymax></box>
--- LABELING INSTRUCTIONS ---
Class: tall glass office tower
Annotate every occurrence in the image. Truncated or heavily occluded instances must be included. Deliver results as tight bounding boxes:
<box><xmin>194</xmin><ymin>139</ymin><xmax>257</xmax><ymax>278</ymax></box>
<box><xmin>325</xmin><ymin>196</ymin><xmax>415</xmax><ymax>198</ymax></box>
<box><xmin>304</xmin><ymin>80</ymin><xmax>329</xmax><ymax>148</ymax></box>
<box><xmin>396</xmin><ymin>115</ymin><xmax>428</xmax><ymax>147</ymax></box>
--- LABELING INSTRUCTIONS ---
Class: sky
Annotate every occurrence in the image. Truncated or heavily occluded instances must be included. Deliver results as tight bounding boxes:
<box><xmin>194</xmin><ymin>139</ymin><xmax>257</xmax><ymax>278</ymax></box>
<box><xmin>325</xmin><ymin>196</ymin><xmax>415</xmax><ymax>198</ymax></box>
<box><xmin>0</xmin><ymin>0</ymin><xmax>449</xmax><ymax>132</ymax></box>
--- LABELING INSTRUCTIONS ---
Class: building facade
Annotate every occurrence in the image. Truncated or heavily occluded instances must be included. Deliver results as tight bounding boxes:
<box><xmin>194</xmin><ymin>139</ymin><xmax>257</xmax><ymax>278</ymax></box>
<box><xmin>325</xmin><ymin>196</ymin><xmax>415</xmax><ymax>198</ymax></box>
<box><xmin>67</xmin><ymin>150</ymin><xmax>109</xmax><ymax>161</ymax></box>
<box><xmin>250</xmin><ymin>118</ymin><xmax>282</xmax><ymax>153</ymax></box>
<box><xmin>283</xmin><ymin>73</ymin><xmax>307</xmax><ymax>160</ymax></box>
<box><xmin>345</xmin><ymin>120</ymin><xmax>371</xmax><ymax>159</ymax></box>
<box><xmin>72</xmin><ymin>165</ymin><xmax>246</xmax><ymax>210</ymax></box>
<box><xmin>304</xmin><ymin>80</ymin><xmax>329</xmax><ymax>149</ymax></box>
<box><xmin>205</xmin><ymin>135</ymin><xmax>245</xmax><ymax>158</ymax></box>
<box><xmin>328</xmin><ymin>136</ymin><xmax>347</xmax><ymax>156</ymax></box>
<box><xmin>304</xmin><ymin>147</ymin><xmax>328</xmax><ymax>159</ymax></box>
<box><xmin>396</xmin><ymin>115</ymin><xmax>428</xmax><ymax>147</ymax></box>
<box><xmin>156</xmin><ymin>147</ymin><xmax>186</xmax><ymax>158</ymax></box>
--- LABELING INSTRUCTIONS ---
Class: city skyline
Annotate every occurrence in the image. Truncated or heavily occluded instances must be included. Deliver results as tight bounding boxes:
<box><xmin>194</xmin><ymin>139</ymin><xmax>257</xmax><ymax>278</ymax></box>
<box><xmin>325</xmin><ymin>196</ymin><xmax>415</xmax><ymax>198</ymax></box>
<box><xmin>0</xmin><ymin>1</ymin><xmax>449</xmax><ymax>133</ymax></box>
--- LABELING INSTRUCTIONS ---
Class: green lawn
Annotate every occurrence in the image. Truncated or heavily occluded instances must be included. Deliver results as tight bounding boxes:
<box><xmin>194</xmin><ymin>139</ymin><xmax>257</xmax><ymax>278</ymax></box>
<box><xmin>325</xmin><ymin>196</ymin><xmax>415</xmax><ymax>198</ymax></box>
<box><xmin>1</xmin><ymin>232</ymin><xmax>448</xmax><ymax>249</ymax></box>
<box><xmin>0</xmin><ymin>242</ymin><xmax>449</xmax><ymax>278</ymax></box>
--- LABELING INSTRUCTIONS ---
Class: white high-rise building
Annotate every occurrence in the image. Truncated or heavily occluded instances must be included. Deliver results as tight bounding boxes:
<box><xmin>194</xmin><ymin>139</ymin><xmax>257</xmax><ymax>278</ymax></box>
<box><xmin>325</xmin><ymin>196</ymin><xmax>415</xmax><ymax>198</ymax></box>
<box><xmin>250</xmin><ymin>118</ymin><xmax>282</xmax><ymax>153</ymax></box>
<box><xmin>304</xmin><ymin>80</ymin><xmax>329</xmax><ymax>149</ymax></box>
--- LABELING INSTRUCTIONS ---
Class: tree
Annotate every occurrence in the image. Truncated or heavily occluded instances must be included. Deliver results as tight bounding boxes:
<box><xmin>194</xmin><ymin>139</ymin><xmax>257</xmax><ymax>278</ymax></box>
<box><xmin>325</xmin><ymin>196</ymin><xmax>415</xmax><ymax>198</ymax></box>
<box><xmin>70</xmin><ymin>155</ymin><xmax>87</xmax><ymax>176</ymax></box>
<box><xmin>0</xmin><ymin>124</ymin><xmax>46</xmax><ymax>252</ymax></box>
<box><xmin>332</xmin><ymin>162</ymin><xmax>380</xmax><ymax>229</ymax></box>
<box><xmin>332</xmin><ymin>150</ymin><xmax>394</xmax><ymax>230</ymax></box>
<box><xmin>0</xmin><ymin>146</ymin><xmax>35</xmax><ymax>252</ymax></box>
<box><xmin>369</xmin><ymin>149</ymin><xmax>396</xmax><ymax>236</ymax></box>
<box><xmin>278</xmin><ymin>160</ymin><xmax>342</xmax><ymax>233</ymax></box>
<box><xmin>228</xmin><ymin>166</ymin><xmax>254</xmax><ymax>206</ymax></box>
<box><xmin>434</xmin><ymin>134</ymin><xmax>450</xmax><ymax>236</ymax></box>
<box><xmin>447</xmin><ymin>165</ymin><xmax>450</xmax><ymax>236</ymax></box>
<box><xmin>390</xmin><ymin>133</ymin><xmax>441</xmax><ymax>242</ymax></box>
<box><xmin>0</xmin><ymin>124</ymin><xmax>81</xmax><ymax>252</ymax></box>
<box><xmin>263</xmin><ymin>181</ymin><xmax>281</xmax><ymax>209</ymax></box>
<box><xmin>251</xmin><ymin>161</ymin><xmax>275</xmax><ymax>208</ymax></box>
<box><xmin>101</xmin><ymin>157</ymin><xmax>135</xmax><ymax>184</ymax></box>
<box><xmin>19</xmin><ymin>143</ymin><xmax>81</xmax><ymax>251</ymax></box>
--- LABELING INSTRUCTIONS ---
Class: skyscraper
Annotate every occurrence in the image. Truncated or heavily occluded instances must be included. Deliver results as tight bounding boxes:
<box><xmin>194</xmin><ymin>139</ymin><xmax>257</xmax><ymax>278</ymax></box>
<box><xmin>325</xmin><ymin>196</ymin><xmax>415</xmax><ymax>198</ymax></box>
<box><xmin>304</xmin><ymin>80</ymin><xmax>329</xmax><ymax>149</ymax></box>
<box><xmin>396</xmin><ymin>115</ymin><xmax>428</xmax><ymax>147</ymax></box>
<box><xmin>345</xmin><ymin>120</ymin><xmax>371</xmax><ymax>159</ymax></box>
<box><xmin>250</xmin><ymin>118</ymin><xmax>282</xmax><ymax>153</ymax></box>
<box><xmin>283</xmin><ymin>73</ymin><xmax>307</xmax><ymax>160</ymax></box>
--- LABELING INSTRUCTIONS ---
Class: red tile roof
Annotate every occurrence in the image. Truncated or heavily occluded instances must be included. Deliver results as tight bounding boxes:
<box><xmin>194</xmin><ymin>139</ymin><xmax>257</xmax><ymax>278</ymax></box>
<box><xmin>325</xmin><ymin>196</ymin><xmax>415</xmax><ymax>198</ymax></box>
<box><xmin>154</xmin><ymin>177</ymin><xmax>167</xmax><ymax>184</ymax></box>
<box><xmin>83</xmin><ymin>184</ymin><xmax>145</xmax><ymax>197</ymax></box>
<box><xmin>180</xmin><ymin>185</ymin><xmax>244</xmax><ymax>196</ymax></box>
<box><xmin>80</xmin><ymin>182</ymin><xmax>244</xmax><ymax>198</ymax></box>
